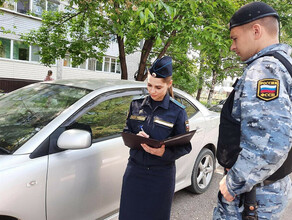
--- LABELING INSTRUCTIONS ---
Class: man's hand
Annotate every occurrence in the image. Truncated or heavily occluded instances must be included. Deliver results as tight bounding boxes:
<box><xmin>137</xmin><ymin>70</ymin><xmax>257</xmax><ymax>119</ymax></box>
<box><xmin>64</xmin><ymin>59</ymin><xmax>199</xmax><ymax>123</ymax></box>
<box><xmin>219</xmin><ymin>175</ymin><xmax>235</xmax><ymax>202</ymax></box>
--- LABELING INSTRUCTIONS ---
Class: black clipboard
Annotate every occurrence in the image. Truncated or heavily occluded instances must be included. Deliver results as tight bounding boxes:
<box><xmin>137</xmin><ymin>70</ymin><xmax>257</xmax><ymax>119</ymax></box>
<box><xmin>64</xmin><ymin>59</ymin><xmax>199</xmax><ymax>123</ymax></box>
<box><xmin>121</xmin><ymin>130</ymin><xmax>196</xmax><ymax>149</ymax></box>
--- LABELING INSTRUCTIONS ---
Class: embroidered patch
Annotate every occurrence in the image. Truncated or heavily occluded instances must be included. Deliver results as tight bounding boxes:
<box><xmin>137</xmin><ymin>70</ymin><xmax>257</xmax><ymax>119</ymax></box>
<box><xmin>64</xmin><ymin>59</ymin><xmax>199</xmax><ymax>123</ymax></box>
<box><xmin>256</xmin><ymin>79</ymin><xmax>279</xmax><ymax>101</ymax></box>
<box><xmin>130</xmin><ymin>115</ymin><xmax>146</xmax><ymax>121</ymax></box>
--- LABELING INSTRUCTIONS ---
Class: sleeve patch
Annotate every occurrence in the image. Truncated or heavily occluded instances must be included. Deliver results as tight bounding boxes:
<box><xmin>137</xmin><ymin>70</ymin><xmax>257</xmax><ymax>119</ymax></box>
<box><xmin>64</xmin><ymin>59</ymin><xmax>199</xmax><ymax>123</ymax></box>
<box><xmin>256</xmin><ymin>78</ymin><xmax>279</xmax><ymax>101</ymax></box>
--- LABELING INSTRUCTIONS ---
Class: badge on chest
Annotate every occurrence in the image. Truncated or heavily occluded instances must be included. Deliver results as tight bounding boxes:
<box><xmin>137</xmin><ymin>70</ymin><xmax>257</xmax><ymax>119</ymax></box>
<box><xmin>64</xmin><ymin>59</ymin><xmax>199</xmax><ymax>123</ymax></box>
<box><xmin>154</xmin><ymin>117</ymin><xmax>174</xmax><ymax>128</ymax></box>
<box><xmin>130</xmin><ymin>115</ymin><xmax>146</xmax><ymax>121</ymax></box>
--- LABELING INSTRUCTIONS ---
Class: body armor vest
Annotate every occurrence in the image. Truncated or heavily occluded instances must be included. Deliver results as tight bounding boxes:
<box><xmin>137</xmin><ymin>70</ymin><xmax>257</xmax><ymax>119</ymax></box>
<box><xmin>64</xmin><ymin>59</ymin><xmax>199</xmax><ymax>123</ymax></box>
<box><xmin>217</xmin><ymin>51</ymin><xmax>292</xmax><ymax>181</ymax></box>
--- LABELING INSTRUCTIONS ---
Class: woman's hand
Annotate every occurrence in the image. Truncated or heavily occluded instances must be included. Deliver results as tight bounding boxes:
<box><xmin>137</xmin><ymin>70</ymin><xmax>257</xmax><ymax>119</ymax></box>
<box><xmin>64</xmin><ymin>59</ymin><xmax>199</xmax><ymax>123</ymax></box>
<box><xmin>141</xmin><ymin>144</ymin><xmax>165</xmax><ymax>157</ymax></box>
<box><xmin>137</xmin><ymin>131</ymin><xmax>149</xmax><ymax>138</ymax></box>
<box><xmin>137</xmin><ymin>131</ymin><xmax>165</xmax><ymax>157</ymax></box>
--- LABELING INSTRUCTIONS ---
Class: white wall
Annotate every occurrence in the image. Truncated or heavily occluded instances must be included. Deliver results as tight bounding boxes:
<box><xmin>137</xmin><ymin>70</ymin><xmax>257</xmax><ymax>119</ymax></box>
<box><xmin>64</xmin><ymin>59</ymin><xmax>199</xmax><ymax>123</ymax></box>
<box><xmin>0</xmin><ymin>10</ymin><xmax>42</xmax><ymax>40</ymax></box>
<box><xmin>126</xmin><ymin>52</ymin><xmax>141</xmax><ymax>80</ymax></box>
<box><xmin>0</xmin><ymin>58</ymin><xmax>121</xmax><ymax>81</ymax></box>
<box><xmin>0</xmin><ymin>8</ymin><xmax>140</xmax><ymax>81</ymax></box>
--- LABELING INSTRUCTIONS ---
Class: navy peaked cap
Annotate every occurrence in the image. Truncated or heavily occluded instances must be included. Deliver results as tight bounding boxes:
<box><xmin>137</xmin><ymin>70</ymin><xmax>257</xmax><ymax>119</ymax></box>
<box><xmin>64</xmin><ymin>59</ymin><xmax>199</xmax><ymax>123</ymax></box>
<box><xmin>149</xmin><ymin>56</ymin><xmax>172</xmax><ymax>78</ymax></box>
<box><xmin>229</xmin><ymin>2</ymin><xmax>279</xmax><ymax>30</ymax></box>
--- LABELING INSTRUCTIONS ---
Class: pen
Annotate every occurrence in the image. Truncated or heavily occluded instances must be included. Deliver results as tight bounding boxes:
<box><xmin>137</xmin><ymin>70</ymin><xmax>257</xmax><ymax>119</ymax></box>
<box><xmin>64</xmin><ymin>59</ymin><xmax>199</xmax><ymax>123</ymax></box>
<box><xmin>140</xmin><ymin>125</ymin><xmax>144</xmax><ymax>132</ymax></box>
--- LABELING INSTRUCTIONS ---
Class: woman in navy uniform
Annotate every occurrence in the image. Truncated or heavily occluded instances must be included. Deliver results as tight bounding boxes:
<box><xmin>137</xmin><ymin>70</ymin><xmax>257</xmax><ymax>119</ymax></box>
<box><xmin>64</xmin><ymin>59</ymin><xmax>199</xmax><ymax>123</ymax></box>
<box><xmin>119</xmin><ymin>56</ymin><xmax>192</xmax><ymax>220</ymax></box>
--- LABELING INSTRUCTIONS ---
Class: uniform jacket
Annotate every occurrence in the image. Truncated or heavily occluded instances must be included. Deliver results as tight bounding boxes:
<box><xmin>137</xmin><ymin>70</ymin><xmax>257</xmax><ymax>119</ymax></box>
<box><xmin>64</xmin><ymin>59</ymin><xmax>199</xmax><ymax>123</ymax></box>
<box><xmin>226</xmin><ymin>44</ymin><xmax>292</xmax><ymax>197</ymax></box>
<box><xmin>124</xmin><ymin>93</ymin><xmax>192</xmax><ymax>166</ymax></box>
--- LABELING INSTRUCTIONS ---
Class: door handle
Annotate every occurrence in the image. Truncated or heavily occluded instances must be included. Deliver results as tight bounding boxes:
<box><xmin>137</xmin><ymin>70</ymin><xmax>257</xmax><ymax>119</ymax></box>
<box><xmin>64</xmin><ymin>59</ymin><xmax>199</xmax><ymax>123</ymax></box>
<box><xmin>26</xmin><ymin>180</ymin><xmax>37</xmax><ymax>188</ymax></box>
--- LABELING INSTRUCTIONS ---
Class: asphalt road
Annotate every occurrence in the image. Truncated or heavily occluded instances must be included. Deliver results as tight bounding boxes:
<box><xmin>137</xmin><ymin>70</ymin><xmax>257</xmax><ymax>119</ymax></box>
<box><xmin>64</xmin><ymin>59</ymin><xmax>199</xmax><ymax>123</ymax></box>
<box><xmin>171</xmin><ymin>168</ymin><xmax>292</xmax><ymax>220</ymax></box>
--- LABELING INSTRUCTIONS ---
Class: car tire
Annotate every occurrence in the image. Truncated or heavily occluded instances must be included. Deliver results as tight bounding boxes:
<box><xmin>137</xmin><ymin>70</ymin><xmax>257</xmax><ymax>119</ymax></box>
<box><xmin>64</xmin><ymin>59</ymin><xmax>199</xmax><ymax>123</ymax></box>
<box><xmin>187</xmin><ymin>148</ymin><xmax>215</xmax><ymax>194</ymax></box>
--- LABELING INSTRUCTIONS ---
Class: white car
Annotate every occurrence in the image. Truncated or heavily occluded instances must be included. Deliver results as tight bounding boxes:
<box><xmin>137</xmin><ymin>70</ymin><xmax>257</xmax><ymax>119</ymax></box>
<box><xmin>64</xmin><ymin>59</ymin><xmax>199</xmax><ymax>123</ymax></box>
<box><xmin>0</xmin><ymin>79</ymin><xmax>219</xmax><ymax>220</ymax></box>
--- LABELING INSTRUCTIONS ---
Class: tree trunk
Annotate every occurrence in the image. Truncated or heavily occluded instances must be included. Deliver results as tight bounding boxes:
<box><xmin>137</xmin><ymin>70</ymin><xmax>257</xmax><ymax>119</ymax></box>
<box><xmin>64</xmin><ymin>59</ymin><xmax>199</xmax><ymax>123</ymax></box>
<box><xmin>196</xmin><ymin>59</ymin><xmax>204</xmax><ymax>101</ymax></box>
<box><xmin>157</xmin><ymin>30</ymin><xmax>177</xmax><ymax>59</ymax></box>
<box><xmin>117</xmin><ymin>35</ymin><xmax>128</xmax><ymax>80</ymax></box>
<box><xmin>136</xmin><ymin>36</ymin><xmax>156</xmax><ymax>81</ymax></box>
<box><xmin>196</xmin><ymin>88</ymin><xmax>202</xmax><ymax>101</ymax></box>
<box><xmin>207</xmin><ymin>69</ymin><xmax>218</xmax><ymax>106</ymax></box>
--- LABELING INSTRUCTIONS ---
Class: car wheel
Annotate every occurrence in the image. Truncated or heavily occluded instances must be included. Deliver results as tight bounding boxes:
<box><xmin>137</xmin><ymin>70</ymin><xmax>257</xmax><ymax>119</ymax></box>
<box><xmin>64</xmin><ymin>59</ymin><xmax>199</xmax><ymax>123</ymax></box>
<box><xmin>188</xmin><ymin>148</ymin><xmax>215</xmax><ymax>194</ymax></box>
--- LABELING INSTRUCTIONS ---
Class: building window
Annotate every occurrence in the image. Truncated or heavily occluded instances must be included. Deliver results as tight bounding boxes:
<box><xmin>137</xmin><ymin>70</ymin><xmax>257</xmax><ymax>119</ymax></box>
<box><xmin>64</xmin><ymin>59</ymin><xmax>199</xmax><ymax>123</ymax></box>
<box><xmin>13</xmin><ymin>40</ymin><xmax>29</xmax><ymax>61</ymax></box>
<box><xmin>116</xmin><ymin>62</ymin><xmax>121</xmax><ymax>74</ymax></box>
<box><xmin>94</xmin><ymin>57</ymin><xmax>121</xmax><ymax>74</ymax></box>
<box><xmin>96</xmin><ymin>58</ymin><xmax>103</xmax><ymax>71</ymax></box>
<box><xmin>47</xmin><ymin>0</ymin><xmax>59</xmax><ymax>12</ymax></box>
<box><xmin>111</xmin><ymin>58</ymin><xmax>116</xmax><ymax>73</ymax></box>
<box><xmin>63</xmin><ymin>54</ymin><xmax>71</xmax><ymax>67</ymax></box>
<box><xmin>32</xmin><ymin>0</ymin><xmax>46</xmax><ymax>17</ymax></box>
<box><xmin>17</xmin><ymin>0</ymin><xmax>29</xmax><ymax>14</ymax></box>
<box><xmin>3</xmin><ymin>0</ymin><xmax>15</xmax><ymax>10</ymax></box>
<box><xmin>88</xmin><ymin>58</ymin><xmax>96</xmax><ymax>71</ymax></box>
<box><xmin>104</xmin><ymin>57</ymin><xmax>110</xmax><ymax>72</ymax></box>
<box><xmin>0</xmin><ymin>38</ymin><xmax>11</xmax><ymax>59</ymax></box>
<box><xmin>79</xmin><ymin>60</ymin><xmax>86</xmax><ymax>69</ymax></box>
<box><xmin>31</xmin><ymin>45</ymin><xmax>40</xmax><ymax>62</ymax></box>
<box><xmin>2</xmin><ymin>0</ymin><xmax>60</xmax><ymax>15</ymax></box>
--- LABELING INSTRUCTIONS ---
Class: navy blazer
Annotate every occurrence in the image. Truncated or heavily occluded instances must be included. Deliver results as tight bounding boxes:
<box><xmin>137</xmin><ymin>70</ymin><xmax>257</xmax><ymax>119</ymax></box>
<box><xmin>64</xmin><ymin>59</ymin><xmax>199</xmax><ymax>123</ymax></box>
<box><xmin>124</xmin><ymin>93</ymin><xmax>192</xmax><ymax>166</ymax></box>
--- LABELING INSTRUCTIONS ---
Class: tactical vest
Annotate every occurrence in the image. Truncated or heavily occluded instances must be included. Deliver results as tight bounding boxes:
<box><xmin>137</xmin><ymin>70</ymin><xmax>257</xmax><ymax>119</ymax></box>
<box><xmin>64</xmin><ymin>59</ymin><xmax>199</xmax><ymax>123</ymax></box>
<box><xmin>217</xmin><ymin>51</ymin><xmax>292</xmax><ymax>181</ymax></box>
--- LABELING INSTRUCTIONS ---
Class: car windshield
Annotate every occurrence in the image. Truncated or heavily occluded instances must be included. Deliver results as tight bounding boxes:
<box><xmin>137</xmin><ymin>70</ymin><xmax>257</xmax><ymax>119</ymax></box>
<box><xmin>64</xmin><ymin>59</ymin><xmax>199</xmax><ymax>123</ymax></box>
<box><xmin>0</xmin><ymin>83</ymin><xmax>91</xmax><ymax>154</ymax></box>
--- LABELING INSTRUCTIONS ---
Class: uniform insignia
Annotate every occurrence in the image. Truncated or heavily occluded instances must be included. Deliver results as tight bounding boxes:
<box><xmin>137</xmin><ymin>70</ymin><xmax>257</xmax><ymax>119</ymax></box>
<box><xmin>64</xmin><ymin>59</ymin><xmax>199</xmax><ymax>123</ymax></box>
<box><xmin>152</xmin><ymin>72</ymin><xmax>157</xmax><ymax>77</ymax></box>
<box><xmin>139</xmin><ymin>109</ymin><xmax>144</xmax><ymax>114</ymax></box>
<box><xmin>154</xmin><ymin>118</ymin><xmax>174</xmax><ymax>128</ymax></box>
<box><xmin>256</xmin><ymin>78</ymin><xmax>279</xmax><ymax>101</ymax></box>
<box><xmin>130</xmin><ymin>115</ymin><xmax>146</xmax><ymax>121</ymax></box>
<box><xmin>185</xmin><ymin>120</ymin><xmax>190</xmax><ymax>132</ymax></box>
<box><xmin>169</xmin><ymin>97</ymin><xmax>185</xmax><ymax>109</ymax></box>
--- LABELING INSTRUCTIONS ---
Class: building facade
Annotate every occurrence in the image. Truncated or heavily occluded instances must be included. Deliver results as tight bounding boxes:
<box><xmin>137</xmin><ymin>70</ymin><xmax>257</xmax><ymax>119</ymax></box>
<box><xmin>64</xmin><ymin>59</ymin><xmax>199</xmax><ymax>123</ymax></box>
<box><xmin>0</xmin><ymin>0</ymin><xmax>140</xmax><ymax>92</ymax></box>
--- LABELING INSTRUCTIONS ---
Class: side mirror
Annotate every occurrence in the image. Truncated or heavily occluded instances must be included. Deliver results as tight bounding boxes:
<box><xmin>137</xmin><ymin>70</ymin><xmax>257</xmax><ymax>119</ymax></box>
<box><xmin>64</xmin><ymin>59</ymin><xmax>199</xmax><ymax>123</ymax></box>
<box><xmin>57</xmin><ymin>129</ymin><xmax>92</xmax><ymax>150</ymax></box>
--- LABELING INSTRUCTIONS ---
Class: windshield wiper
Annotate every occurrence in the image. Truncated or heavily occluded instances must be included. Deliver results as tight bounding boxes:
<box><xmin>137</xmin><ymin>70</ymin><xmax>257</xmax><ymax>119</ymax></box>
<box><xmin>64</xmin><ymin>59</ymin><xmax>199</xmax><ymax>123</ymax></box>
<box><xmin>0</xmin><ymin>147</ymin><xmax>11</xmax><ymax>155</ymax></box>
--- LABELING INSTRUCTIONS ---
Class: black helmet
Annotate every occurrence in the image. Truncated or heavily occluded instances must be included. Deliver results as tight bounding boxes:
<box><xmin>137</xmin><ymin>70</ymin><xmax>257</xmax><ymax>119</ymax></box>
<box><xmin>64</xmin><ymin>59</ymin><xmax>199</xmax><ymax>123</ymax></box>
<box><xmin>229</xmin><ymin>2</ymin><xmax>279</xmax><ymax>30</ymax></box>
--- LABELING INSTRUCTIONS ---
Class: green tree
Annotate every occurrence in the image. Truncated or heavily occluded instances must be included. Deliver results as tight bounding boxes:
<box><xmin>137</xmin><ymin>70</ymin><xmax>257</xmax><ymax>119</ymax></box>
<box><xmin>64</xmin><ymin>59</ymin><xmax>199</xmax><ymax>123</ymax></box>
<box><xmin>21</xmin><ymin>0</ymin><xmax>236</xmax><ymax>90</ymax></box>
<box><xmin>22</xmin><ymin>1</ymin><xmax>111</xmax><ymax>68</ymax></box>
<box><xmin>189</xmin><ymin>0</ymin><xmax>239</xmax><ymax>104</ymax></box>
<box><xmin>198</xmin><ymin>0</ymin><xmax>291</xmax><ymax>105</ymax></box>
<box><xmin>21</xmin><ymin>0</ymin><xmax>290</xmax><ymax>97</ymax></box>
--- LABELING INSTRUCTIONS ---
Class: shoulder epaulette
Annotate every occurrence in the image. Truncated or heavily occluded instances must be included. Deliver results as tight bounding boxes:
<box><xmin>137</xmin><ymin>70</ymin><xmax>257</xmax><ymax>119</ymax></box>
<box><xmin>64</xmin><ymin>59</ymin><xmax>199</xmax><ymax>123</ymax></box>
<box><xmin>170</xmin><ymin>97</ymin><xmax>185</xmax><ymax>109</ymax></box>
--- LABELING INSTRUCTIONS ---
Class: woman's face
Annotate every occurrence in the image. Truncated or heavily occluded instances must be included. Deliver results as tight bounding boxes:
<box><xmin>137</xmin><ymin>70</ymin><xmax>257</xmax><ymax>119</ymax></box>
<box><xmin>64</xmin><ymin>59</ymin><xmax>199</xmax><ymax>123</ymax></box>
<box><xmin>147</xmin><ymin>74</ymin><xmax>172</xmax><ymax>101</ymax></box>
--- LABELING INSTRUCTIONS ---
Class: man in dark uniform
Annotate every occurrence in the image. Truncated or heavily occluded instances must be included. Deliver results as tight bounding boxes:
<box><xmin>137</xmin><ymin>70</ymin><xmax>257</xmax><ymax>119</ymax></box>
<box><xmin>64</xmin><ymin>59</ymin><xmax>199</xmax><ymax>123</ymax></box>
<box><xmin>119</xmin><ymin>56</ymin><xmax>192</xmax><ymax>220</ymax></box>
<box><xmin>213</xmin><ymin>2</ymin><xmax>292</xmax><ymax>219</ymax></box>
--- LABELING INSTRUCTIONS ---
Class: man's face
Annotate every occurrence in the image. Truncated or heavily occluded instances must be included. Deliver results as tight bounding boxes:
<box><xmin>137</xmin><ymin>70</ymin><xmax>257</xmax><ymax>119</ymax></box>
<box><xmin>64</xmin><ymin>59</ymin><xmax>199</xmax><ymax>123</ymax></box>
<box><xmin>230</xmin><ymin>25</ymin><xmax>256</xmax><ymax>61</ymax></box>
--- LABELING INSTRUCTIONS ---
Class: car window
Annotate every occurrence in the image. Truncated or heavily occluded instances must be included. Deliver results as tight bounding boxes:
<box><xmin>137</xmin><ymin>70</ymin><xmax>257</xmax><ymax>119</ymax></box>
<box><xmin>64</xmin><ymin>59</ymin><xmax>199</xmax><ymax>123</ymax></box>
<box><xmin>175</xmin><ymin>96</ymin><xmax>199</xmax><ymax>119</ymax></box>
<box><xmin>0</xmin><ymin>83</ymin><xmax>91</xmax><ymax>154</ymax></box>
<box><xmin>75</xmin><ymin>95</ymin><xmax>136</xmax><ymax>141</ymax></box>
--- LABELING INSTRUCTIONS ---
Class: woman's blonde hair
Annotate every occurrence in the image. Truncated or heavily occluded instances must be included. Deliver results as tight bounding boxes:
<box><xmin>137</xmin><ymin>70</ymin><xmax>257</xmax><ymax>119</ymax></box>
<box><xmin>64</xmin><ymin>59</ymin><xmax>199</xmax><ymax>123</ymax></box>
<box><xmin>163</xmin><ymin>76</ymin><xmax>174</xmax><ymax>98</ymax></box>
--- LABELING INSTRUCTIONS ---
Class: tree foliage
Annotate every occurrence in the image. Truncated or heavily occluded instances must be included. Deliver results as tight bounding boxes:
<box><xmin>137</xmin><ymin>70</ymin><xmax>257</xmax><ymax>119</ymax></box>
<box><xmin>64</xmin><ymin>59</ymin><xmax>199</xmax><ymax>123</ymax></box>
<box><xmin>21</xmin><ymin>0</ymin><xmax>291</xmax><ymax>97</ymax></box>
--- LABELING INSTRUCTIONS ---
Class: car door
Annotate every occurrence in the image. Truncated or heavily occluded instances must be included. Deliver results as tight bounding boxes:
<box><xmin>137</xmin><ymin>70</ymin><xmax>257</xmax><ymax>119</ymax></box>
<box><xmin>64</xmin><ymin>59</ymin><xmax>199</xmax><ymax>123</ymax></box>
<box><xmin>174</xmin><ymin>95</ymin><xmax>206</xmax><ymax>189</ymax></box>
<box><xmin>46</xmin><ymin>89</ymin><xmax>145</xmax><ymax>220</ymax></box>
